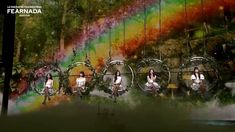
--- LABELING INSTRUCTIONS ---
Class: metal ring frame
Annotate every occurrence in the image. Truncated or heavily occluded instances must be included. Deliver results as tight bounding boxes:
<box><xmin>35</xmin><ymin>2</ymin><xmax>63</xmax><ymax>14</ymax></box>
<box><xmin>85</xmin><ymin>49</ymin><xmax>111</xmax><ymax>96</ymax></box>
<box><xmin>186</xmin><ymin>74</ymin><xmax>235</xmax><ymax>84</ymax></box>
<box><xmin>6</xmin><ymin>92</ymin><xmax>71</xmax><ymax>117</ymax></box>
<box><xmin>135</xmin><ymin>58</ymin><xmax>171</xmax><ymax>93</ymax></box>
<box><xmin>99</xmin><ymin>60</ymin><xmax>135</xmax><ymax>93</ymax></box>
<box><xmin>29</xmin><ymin>62</ymin><xmax>62</xmax><ymax>95</ymax></box>
<box><xmin>178</xmin><ymin>56</ymin><xmax>220</xmax><ymax>95</ymax></box>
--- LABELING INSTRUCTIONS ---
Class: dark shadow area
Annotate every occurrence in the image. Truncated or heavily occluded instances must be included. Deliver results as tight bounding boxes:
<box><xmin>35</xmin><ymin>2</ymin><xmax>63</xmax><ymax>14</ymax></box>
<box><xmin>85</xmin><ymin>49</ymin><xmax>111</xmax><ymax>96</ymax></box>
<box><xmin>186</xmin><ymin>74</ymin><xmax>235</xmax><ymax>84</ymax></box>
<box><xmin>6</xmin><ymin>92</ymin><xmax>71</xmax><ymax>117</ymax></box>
<box><xmin>0</xmin><ymin>100</ymin><xmax>234</xmax><ymax>132</ymax></box>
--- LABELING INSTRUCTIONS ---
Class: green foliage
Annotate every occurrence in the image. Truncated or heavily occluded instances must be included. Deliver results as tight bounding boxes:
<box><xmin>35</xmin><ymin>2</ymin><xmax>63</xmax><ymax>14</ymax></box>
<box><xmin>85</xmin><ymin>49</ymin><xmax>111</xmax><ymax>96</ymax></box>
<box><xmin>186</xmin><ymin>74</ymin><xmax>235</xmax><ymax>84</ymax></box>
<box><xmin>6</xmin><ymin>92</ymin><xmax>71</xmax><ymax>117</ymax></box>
<box><xmin>218</xmin><ymin>88</ymin><xmax>235</xmax><ymax>104</ymax></box>
<box><xmin>14</xmin><ymin>0</ymin><xmax>133</xmax><ymax>63</ymax></box>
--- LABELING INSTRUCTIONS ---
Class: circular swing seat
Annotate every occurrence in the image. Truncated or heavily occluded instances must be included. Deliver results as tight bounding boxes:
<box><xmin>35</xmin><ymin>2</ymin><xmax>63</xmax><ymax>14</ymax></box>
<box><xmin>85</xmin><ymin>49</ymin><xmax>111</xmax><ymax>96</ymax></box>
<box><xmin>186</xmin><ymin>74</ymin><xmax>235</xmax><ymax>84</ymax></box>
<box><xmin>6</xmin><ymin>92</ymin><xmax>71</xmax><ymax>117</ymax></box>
<box><xmin>29</xmin><ymin>62</ymin><xmax>62</xmax><ymax>96</ymax></box>
<box><xmin>99</xmin><ymin>60</ymin><xmax>134</xmax><ymax>96</ymax></box>
<box><xmin>178</xmin><ymin>56</ymin><xmax>220</xmax><ymax>97</ymax></box>
<box><xmin>135</xmin><ymin>58</ymin><xmax>171</xmax><ymax>95</ymax></box>
<box><xmin>64</xmin><ymin>61</ymin><xmax>97</xmax><ymax>96</ymax></box>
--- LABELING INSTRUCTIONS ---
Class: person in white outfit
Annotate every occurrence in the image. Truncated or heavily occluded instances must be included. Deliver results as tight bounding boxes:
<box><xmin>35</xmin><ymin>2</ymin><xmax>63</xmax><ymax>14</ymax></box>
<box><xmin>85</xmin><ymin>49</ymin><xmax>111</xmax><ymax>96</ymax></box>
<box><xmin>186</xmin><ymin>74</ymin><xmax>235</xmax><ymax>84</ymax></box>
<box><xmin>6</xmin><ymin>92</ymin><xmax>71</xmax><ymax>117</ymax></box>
<box><xmin>75</xmin><ymin>71</ymin><xmax>86</xmax><ymax>98</ymax></box>
<box><xmin>145</xmin><ymin>69</ymin><xmax>160</xmax><ymax>95</ymax></box>
<box><xmin>42</xmin><ymin>73</ymin><xmax>53</xmax><ymax>104</ymax></box>
<box><xmin>111</xmin><ymin>70</ymin><xmax>122</xmax><ymax>98</ymax></box>
<box><xmin>190</xmin><ymin>67</ymin><xmax>205</xmax><ymax>92</ymax></box>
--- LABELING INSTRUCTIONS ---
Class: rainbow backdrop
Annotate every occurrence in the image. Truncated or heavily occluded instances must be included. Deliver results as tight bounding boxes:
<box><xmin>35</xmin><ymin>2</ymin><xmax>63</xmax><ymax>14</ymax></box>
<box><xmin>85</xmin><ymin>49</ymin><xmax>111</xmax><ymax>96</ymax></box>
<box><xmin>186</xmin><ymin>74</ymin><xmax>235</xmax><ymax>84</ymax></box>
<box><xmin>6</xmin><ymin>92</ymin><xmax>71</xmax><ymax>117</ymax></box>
<box><xmin>56</xmin><ymin>0</ymin><xmax>234</xmax><ymax>72</ymax></box>
<box><xmin>12</xmin><ymin>0</ymin><xmax>235</xmax><ymax>113</ymax></box>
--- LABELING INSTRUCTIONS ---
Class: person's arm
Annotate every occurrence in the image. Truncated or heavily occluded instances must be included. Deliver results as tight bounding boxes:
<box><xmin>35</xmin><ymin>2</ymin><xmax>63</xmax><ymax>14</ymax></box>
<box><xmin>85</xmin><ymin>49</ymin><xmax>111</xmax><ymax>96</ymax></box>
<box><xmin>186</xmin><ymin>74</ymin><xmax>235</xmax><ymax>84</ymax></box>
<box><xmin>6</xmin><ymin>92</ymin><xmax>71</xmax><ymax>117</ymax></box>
<box><xmin>77</xmin><ymin>78</ymin><xmax>84</xmax><ymax>87</ymax></box>
<box><xmin>200</xmin><ymin>74</ymin><xmax>205</xmax><ymax>80</ymax></box>
<box><xmin>119</xmin><ymin>77</ymin><xmax>122</xmax><ymax>85</ymax></box>
<box><xmin>82</xmin><ymin>78</ymin><xmax>86</xmax><ymax>86</ymax></box>
<box><xmin>191</xmin><ymin>75</ymin><xmax>196</xmax><ymax>83</ymax></box>
<box><xmin>200</xmin><ymin>74</ymin><xmax>205</xmax><ymax>85</ymax></box>
<box><xmin>153</xmin><ymin>75</ymin><xmax>157</xmax><ymax>81</ymax></box>
<box><xmin>147</xmin><ymin>76</ymin><xmax>153</xmax><ymax>83</ymax></box>
<box><xmin>116</xmin><ymin>77</ymin><xmax>122</xmax><ymax>85</ymax></box>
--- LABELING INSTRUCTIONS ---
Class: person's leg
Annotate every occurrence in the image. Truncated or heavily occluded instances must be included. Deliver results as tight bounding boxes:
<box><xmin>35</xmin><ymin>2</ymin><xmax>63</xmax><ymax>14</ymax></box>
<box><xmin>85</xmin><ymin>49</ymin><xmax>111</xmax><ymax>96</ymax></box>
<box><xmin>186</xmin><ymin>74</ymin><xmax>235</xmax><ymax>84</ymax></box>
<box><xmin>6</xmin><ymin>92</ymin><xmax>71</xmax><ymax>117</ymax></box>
<box><xmin>111</xmin><ymin>85</ymin><xmax>115</xmax><ymax>96</ymax></box>
<box><xmin>149</xmin><ymin>84</ymin><xmax>155</xmax><ymax>95</ymax></box>
<box><xmin>48</xmin><ymin>88</ymin><xmax>52</xmax><ymax>100</ymax></box>
<box><xmin>152</xmin><ymin>85</ymin><xmax>158</xmax><ymax>96</ymax></box>
<box><xmin>145</xmin><ymin>83</ymin><xmax>151</xmax><ymax>91</ymax></box>
<box><xmin>113</xmin><ymin>85</ymin><xmax>118</xmax><ymax>102</ymax></box>
<box><xmin>42</xmin><ymin>87</ymin><xmax>48</xmax><ymax>104</ymax></box>
<box><xmin>48</xmin><ymin>92</ymin><xmax>51</xmax><ymax>101</ymax></box>
<box><xmin>190</xmin><ymin>83</ymin><xmax>197</xmax><ymax>96</ymax></box>
<box><xmin>192</xmin><ymin>84</ymin><xmax>200</xmax><ymax>97</ymax></box>
<box><xmin>199</xmin><ymin>82</ymin><xmax>206</xmax><ymax>95</ymax></box>
<box><xmin>153</xmin><ymin>82</ymin><xmax>160</xmax><ymax>91</ymax></box>
<box><xmin>77</xmin><ymin>87</ymin><xmax>83</xmax><ymax>99</ymax></box>
<box><xmin>72</xmin><ymin>87</ymin><xmax>75</xmax><ymax>95</ymax></box>
<box><xmin>109</xmin><ymin>86</ymin><xmax>114</xmax><ymax>98</ymax></box>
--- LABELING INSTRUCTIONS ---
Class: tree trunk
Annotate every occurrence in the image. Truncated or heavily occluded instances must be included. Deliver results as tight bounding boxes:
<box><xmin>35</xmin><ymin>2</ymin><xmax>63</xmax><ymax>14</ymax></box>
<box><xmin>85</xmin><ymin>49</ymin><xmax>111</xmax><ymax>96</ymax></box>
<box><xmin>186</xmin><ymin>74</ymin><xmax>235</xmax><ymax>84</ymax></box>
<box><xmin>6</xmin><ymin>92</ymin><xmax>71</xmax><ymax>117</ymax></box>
<box><xmin>59</xmin><ymin>0</ymin><xmax>68</xmax><ymax>52</ymax></box>
<box><xmin>15</xmin><ymin>34</ymin><xmax>21</xmax><ymax>62</ymax></box>
<box><xmin>14</xmin><ymin>0</ymin><xmax>29</xmax><ymax>62</ymax></box>
<box><xmin>15</xmin><ymin>19</ymin><xmax>27</xmax><ymax>62</ymax></box>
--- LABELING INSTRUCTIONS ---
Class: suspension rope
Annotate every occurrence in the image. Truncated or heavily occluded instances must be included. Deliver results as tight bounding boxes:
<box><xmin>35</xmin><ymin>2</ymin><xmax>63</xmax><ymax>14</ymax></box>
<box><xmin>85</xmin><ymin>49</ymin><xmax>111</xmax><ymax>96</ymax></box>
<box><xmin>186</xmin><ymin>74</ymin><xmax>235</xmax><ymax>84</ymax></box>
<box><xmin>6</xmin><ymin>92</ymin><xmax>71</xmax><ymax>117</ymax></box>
<box><xmin>108</xmin><ymin>0</ymin><xmax>112</xmax><ymax>60</ymax></box>
<box><xmin>143</xmin><ymin>0</ymin><xmax>147</xmax><ymax>57</ymax></box>
<box><xmin>123</xmin><ymin>0</ymin><xmax>126</xmax><ymax>49</ymax></box>
<box><xmin>85</xmin><ymin>0</ymin><xmax>90</xmax><ymax>60</ymax></box>
<box><xmin>159</xmin><ymin>0</ymin><xmax>162</xmax><ymax>60</ymax></box>
<box><xmin>201</xmin><ymin>0</ymin><xmax>207</xmax><ymax>56</ymax></box>
<box><xmin>159</xmin><ymin>0</ymin><xmax>161</xmax><ymax>38</ymax></box>
<box><xmin>184</xmin><ymin>0</ymin><xmax>188</xmax><ymax>29</ymax></box>
<box><xmin>184</xmin><ymin>0</ymin><xmax>191</xmax><ymax>58</ymax></box>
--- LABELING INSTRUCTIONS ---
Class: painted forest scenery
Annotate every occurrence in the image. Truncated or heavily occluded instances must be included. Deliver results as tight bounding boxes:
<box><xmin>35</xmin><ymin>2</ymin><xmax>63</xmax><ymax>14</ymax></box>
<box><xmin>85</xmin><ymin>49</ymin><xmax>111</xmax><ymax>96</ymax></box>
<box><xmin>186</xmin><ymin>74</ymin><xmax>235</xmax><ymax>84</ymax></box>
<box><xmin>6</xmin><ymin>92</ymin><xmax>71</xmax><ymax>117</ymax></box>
<box><xmin>0</xmin><ymin>0</ymin><xmax>235</xmax><ymax>124</ymax></box>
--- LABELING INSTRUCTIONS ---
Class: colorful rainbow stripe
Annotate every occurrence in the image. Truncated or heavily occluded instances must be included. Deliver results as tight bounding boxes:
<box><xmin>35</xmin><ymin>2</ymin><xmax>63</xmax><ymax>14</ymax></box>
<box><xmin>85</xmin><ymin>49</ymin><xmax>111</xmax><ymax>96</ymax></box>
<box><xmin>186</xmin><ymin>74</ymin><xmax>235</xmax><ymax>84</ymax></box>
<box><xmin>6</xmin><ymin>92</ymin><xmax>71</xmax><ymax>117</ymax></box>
<box><xmin>57</xmin><ymin>0</ymin><xmax>235</xmax><ymax>72</ymax></box>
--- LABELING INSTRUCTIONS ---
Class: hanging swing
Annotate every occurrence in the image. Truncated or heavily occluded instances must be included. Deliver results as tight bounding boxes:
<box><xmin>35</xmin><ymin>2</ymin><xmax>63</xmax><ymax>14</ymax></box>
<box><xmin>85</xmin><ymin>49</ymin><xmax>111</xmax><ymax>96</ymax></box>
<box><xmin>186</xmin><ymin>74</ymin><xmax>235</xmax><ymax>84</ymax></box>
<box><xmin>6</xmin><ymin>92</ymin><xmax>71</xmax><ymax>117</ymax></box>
<box><xmin>29</xmin><ymin>61</ymin><xmax>62</xmax><ymax>96</ymax></box>
<box><xmin>177</xmin><ymin>0</ymin><xmax>220</xmax><ymax>97</ymax></box>
<box><xmin>63</xmin><ymin>0</ymin><xmax>98</xmax><ymax>96</ymax></box>
<box><xmin>135</xmin><ymin>0</ymin><xmax>171</xmax><ymax>95</ymax></box>
<box><xmin>64</xmin><ymin>57</ymin><xmax>97</xmax><ymax>95</ymax></box>
<box><xmin>98</xmin><ymin>0</ymin><xmax>134</xmax><ymax>99</ymax></box>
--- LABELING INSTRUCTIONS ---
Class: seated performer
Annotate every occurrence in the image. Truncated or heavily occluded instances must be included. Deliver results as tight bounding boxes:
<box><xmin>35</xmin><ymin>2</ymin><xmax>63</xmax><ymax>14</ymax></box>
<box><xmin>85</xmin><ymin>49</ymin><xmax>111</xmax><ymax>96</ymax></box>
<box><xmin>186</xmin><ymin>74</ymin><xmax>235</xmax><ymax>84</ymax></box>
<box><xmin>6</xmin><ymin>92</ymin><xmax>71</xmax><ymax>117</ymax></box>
<box><xmin>111</xmin><ymin>70</ymin><xmax>122</xmax><ymax>96</ymax></box>
<box><xmin>76</xmin><ymin>71</ymin><xmax>86</xmax><ymax>96</ymax></box>
<box><xmin>190</xmin><ymin>67</ymin><xmax>205</xmax><ymax>92</ymax></box>
<box><xmin>145</xmin><ymin>69</ymin><xmax>161</xmax><ymax>95</ymax></box>
<box><xmin>42</xmin><ymin>73</ymin><xmax>54</xmax><ymax>104</ymax></box>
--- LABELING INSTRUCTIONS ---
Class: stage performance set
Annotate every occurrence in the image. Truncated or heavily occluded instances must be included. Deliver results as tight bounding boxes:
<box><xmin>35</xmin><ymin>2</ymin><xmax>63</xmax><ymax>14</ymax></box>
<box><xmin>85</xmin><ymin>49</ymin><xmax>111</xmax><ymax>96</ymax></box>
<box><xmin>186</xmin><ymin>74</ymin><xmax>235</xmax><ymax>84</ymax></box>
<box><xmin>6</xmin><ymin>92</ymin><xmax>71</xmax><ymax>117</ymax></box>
<box><xmin>0</xmin><ymin>0</ymin><xmax>235</xmax><ymax>129</ymax></box>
